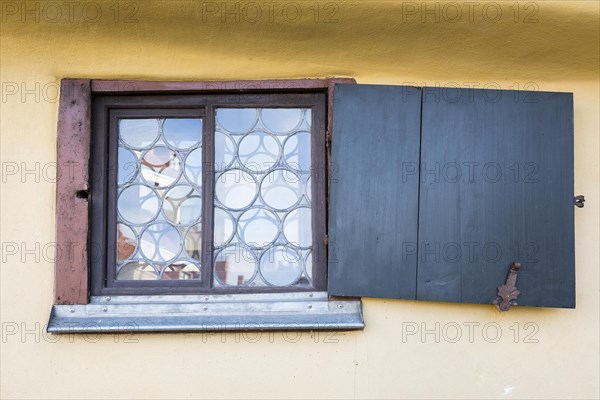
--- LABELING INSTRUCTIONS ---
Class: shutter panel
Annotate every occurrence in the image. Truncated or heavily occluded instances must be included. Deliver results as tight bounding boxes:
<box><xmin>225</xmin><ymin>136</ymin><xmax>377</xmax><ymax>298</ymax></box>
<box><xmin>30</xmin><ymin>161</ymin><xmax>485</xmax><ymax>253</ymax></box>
<box><xmin>328</xmin><ymin>84</ymin><xmax>422</xmax><ymax>299</ymax></box>
<box><xmin>417</xmin><ymin>88</ymin><xmax>575</xmax><ymax>308</ymax></box>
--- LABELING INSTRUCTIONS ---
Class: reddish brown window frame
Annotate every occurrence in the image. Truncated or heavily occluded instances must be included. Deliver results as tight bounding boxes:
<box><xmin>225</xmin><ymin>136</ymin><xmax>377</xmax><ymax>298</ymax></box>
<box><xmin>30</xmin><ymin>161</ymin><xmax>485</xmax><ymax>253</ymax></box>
<box><xmin>54</xmin><ymin>78</ymin><xmax>355</xmax><ymax>305</ymax></box>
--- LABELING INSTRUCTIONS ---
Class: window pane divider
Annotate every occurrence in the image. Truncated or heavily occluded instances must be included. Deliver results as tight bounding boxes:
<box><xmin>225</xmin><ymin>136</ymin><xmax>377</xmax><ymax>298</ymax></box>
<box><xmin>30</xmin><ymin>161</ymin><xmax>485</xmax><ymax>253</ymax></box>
<box><xmin>202</xmin><ymin>105</ymin><xmax>215</xmax><ymax>289</ymax></box>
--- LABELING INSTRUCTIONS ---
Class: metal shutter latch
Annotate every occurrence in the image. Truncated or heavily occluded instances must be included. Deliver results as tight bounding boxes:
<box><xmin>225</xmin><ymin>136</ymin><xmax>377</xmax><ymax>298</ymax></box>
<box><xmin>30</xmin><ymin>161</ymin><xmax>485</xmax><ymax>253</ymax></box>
<box><xmin>494</xmin><ymin>262</ymin><xmax>521</xmax><ymax>312</ymax></box>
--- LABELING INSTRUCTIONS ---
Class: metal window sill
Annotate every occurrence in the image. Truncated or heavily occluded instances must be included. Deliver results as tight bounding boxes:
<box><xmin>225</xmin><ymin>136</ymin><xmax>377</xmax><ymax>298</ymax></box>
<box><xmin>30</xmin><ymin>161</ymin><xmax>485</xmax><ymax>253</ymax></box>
<box><xmin>47</xmin><ymin>292</ymin><xmax>364</xmax><ymax>333</ymax></box>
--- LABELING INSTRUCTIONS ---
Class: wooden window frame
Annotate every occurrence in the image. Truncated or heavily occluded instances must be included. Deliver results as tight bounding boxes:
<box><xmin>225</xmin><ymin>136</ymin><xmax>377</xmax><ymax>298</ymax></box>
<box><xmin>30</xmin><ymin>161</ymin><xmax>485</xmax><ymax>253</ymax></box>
<box><xmin>54</xmin><ymin>78</ymin><xmax>355</xmax><ymax>305</ymax></box>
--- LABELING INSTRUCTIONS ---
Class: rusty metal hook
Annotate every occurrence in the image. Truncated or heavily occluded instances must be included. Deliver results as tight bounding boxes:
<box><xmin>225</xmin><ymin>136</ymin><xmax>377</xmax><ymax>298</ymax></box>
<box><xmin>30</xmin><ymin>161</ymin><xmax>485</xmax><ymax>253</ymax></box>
<box><xmin>574</xmin><ymin>195</ymin><xmax>585</xmax><ymax>208</ymax></box>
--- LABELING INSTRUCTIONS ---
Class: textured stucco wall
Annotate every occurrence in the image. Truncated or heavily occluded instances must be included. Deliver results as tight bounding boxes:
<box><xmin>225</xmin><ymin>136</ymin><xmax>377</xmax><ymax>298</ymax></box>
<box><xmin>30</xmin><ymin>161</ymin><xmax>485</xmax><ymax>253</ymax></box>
<box><xmin>1</xmin><ymin>1</ymin><xmax>598</xmax><ymax>398</ymax></box>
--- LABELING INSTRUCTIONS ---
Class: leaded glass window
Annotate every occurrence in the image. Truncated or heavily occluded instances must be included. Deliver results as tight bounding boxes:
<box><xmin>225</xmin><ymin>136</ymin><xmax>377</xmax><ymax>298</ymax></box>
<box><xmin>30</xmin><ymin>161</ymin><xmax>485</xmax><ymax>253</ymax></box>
<box><xmin>96</xmin><ymin>93</ymin><xmax>326</xmax><ymax>295</ymax></box>
<box><xmin>213</xmin><ymin>108</ymin><xmax>313</xmax><ymax>288</ymax></box>
<box><xmin>116</xmin><ymin>118</ymin><xmax>203</xmax><ymax>281</ymax></box>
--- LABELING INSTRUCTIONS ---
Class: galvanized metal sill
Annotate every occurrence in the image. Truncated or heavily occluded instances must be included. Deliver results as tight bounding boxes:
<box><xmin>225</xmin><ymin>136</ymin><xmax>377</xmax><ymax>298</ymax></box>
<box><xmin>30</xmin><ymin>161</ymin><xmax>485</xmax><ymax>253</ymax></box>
<box><xmin>47</xmin><ymin>292</ymin><xmax>364</xmax><ymax>333</ymax></box>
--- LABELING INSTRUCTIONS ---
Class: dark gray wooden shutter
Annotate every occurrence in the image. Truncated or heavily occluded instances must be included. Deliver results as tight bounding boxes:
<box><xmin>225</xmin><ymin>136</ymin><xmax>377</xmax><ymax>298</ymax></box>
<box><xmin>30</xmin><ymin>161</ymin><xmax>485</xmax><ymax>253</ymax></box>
<box><xmin>328</xmin><ymin>84</ymin><xmax>575</xmax><ymax>309</ymax></box>
<box><xmin>327</xmin><ymin>84</ymin><xmax>422</xmax><ymax>299</ymax></box>
<box><xmin>417</xmin><ymin>87</ymin><xmax>574</xmax><ymax>308</ymax></box>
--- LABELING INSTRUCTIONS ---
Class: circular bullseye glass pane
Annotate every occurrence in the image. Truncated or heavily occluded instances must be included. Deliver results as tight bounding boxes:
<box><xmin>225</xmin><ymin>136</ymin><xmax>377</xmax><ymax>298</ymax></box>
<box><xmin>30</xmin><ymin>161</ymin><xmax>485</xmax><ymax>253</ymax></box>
<box><xmin>260</xmin><ymin>169</ymin><xmax>301</xmax><ymax>210</ymax></box>
<box><xmin>238</xmin><ymin>208</ymin><xmax>279</xmax><ymax>248</ymax></box>
<box><xmin>214</xmin><ymin>132</ymin><xmax>236</xmax><ymax>171</ymax></box>
<box><xmin>283</xmin><ymin>131</ymin><xmax>311</xmax><ymax>172</ymax></box>
<box><xmin>259</xmin><ymin>246</ymin><xmax>302</xmax><ymax>286</ymax></box>
<box><xmin>118</xmin><ymin>184</ymin><xmax>160</xmax><ymax>225</ymax></box>
<box><xmin>238</xmin><ymin>131</ymin><xmax>280</xmax><ymax>172</ymax></box>
<box><xmin>119</xmin><ymin>119</ymin><xmax>160</xmax><ymax>149</ymax></box>
<box><xmin>163</xmin><ymin>185</ymin><xmax>202</xmax><ymax>225</ymax></box>
<box><xmin>163</xmin><ymin>118</ymin><xmax>202</xmax><ymax>150</ymax></box>
<box><xmin>213</xmin><ymin>208</ymin><xmax>235</xmax><ymax>247</ymax></box>
<box><xmin>215</xmin><ymin>169</ymin><xmax>257</xmax><ymax>210</ymax></box>
<box><xmin>304</xmin><ymin>251</ymin><xmax>313</xmax><ymax>281</ymax></box>
<box><xmin>214</xmin><ymin>246</ymin><xmax>257</xmax><ymax>286</ymax></box>
<box><xmin>140</xmin><ymin>222</ymin><xmax>182</xmax><ymax>263</ymax></box>
<box><xmin>161</xmin><ymin>261</ymin><xmax>201</xmax><ymax>280</ymax></box>
<box><xmin>140</xmin><ymin>146</ymin><xmax>182</xmax><ymax>188</ymax></box>
<box><xmin>184</xmin><ymin>222</ymin><xmax>202</xmax><ymax>260</ymax></box>
<box><xmin>117</xmin><ymin>261</ymin><xmax>158</xmax><ymax>280</ymax></box>
<box><xmin>116</xmin><ymin>223</ymin><xmax>137</xmax><ymax>262</ymax></box>
<box><xmin>217</xmin><ymin>108</ymin><xmax>257</xmax><ymax>133</ymax></box>
<box><xmin>118</xmin><ymin>147</ymin><xmax>138</xmax><ymax>185</ymax></box>
<box><xmin>261</xmin><ymin>109</ymin><xmax>303</xmax><ymax>133</ymax></box>
<box><xmin>183</xmin><ymin>147</ymin><xmax>202</xmax><ymax>187</ymax></box>
<box><xmin>283</xmin><ymin>207</ymin><xmax>312</xmax><ymax>248</ymax></box>
<box><xmin>305</xmin><ymin>176</ymin><xmax>312</xmax><ymax>202</ymax></box>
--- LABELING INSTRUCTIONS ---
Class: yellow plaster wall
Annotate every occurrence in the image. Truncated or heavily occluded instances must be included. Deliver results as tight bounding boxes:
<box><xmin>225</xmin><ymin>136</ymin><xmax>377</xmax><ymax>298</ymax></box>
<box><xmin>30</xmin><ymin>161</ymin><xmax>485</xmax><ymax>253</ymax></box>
<box><xmin>1</xmin><ymin>1</ymin><xmax>598</xmax><ymax>398</ymax></box>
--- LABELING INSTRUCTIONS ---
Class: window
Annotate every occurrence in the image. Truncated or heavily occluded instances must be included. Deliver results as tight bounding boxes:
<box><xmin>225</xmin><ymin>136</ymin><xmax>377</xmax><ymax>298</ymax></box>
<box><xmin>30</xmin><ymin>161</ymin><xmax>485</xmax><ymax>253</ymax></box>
<box><xmin>90</xmin><ymin>93</ymin><xmax>326</xmax><ymax>295</ymax></box>
<box><xmin>49</xmin><ymin>79</ymin><xmax>363</xmax><ymax>333</ymax></box>
<box><xmin>48</xmin><ymin>79</ymin><xmax>576</xmax><ymax>333</ymax></box>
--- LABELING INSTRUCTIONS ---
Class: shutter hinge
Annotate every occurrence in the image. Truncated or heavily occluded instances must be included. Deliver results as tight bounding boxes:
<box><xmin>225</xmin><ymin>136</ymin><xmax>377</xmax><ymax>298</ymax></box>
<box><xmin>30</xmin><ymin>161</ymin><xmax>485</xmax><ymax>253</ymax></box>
<box><xmin>324</xmin><ymin>235</ymin><xmax>329</xmax><ymax>246</ymax></box>
<box><xmin>325</xmin><ymin>130</ymin><xmax>332</xmax><ymax>144</ymax></box>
